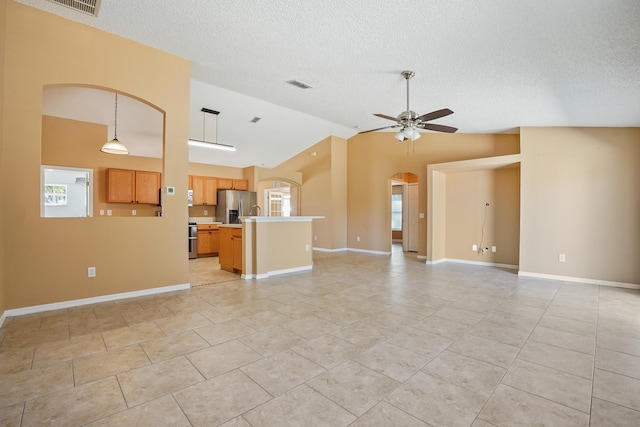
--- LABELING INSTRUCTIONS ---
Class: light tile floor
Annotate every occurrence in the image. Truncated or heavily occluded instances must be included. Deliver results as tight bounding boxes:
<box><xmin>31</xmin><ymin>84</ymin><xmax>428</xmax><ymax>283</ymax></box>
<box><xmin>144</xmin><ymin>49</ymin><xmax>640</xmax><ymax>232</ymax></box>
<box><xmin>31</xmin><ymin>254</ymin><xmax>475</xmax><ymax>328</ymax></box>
<box><xmin>1</xmin><ymin>247</ymin><xmax>640</xmax><ymax>426</ymax></box>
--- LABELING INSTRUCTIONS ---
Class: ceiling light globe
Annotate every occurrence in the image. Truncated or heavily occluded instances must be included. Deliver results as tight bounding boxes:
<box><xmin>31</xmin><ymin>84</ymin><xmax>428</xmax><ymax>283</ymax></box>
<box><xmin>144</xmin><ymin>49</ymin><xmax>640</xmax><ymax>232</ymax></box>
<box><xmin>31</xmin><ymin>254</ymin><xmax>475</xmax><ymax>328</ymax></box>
<box><xmin>394</xmin><ymin>131</ymin><xmax>405</xmax><ymax>141</ymax></box>
<box><xmin>402</xmin><ymin>127</ymin><xmax>415</xmax><ymax>138</ymax></box>
<box><xmin>411</xmin><ymin>131</ymin><xmax>421</xmax><ymax>141</ymax></box>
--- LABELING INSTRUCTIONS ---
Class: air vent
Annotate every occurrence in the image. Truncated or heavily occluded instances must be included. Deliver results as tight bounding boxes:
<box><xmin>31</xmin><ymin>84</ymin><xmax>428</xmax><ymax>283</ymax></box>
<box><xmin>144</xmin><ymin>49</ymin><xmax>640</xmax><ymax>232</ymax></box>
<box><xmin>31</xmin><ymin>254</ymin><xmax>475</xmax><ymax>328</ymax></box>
<box><xmin>47</xmin><ymin>0</ymin><xmax>101</xmax><ymax>16</ymax></box>
<box><xmin>287</xmin><ymin>79</ymin><xmax>314</xmax><ymax>89</ymax></box>
<box><xmin>250</xmin><ymin>117</ymin><xmax>261</xmax><ymax>123</ymax></box>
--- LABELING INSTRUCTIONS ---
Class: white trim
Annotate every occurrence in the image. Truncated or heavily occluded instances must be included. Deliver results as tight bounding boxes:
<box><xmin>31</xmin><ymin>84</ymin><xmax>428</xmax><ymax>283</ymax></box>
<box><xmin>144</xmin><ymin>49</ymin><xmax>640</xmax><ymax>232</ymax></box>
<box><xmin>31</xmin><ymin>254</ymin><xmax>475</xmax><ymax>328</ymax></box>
<box><xmin>241</xmin><ymin>216</ymin><xmax>324</xmax><ymax>223</ymax></box>
<box><xmin>243</xmin><ymin>265</ymin><xmax>313</xmax><ymax>280</ymax></box>
<box><xmin>3</xmin><ymin>283</ymin><xmax>190</xmax><ymax>318</ymax></box>
<box><xmin>313</xmin><ymin>247</ymin><xmax>348</xmax><ymax>253</ymax></box>
<box><xmin>0</xmin><ymin>311</ymin><xmax>7</xmax><ymax>328</ymax></box>
<box><xmin>348</xmin><ymin>248</ymin><xmax>391</xmax><ymax>255</ymax></box>
<box><xmin>417</xmin><ymin>255</ymin><xmax>428</xmax><ymax>260</ymax></box>
<box><xmin>427</xmin><ymin>258</ymin><xmax>518</xmax><ymax>269</ymax></box>
<box><xmin>518</xmin><ymin>271</ymin><xmax>640</xmax><ymax>290</ymax></box>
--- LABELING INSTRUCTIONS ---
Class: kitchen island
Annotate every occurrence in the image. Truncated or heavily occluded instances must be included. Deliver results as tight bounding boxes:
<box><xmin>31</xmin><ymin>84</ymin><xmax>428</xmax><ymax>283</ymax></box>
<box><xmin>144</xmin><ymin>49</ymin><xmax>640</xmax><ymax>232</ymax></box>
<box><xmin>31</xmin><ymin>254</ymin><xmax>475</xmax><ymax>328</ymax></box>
<box><xmin>221</xmin><ymin>216</ymin><xmax>323</xmax><ymax>279</ymax></box>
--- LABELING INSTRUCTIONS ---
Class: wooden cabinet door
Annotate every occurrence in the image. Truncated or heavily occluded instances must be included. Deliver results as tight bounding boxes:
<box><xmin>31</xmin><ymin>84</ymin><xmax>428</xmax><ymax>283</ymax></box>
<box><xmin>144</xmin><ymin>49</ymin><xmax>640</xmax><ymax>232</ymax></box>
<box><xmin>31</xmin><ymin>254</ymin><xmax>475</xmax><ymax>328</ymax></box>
<box><xmin>204</xmin><ymin>177</ymin><xmax>217</xmax><ymax>205</ymax></box>
<box><xmin>217</xmin><ymin>178</ymin><xmax>233</xmax><ymax>190</ymax></box>
<box><xmin>232</xmin><ymin>179</ymin><xmax>248</xmax><ymax>190</ymax></box>
<box><xmin>107</xmin><ymin>168</ymin><xmax>135</xmax><ymax>203</ymax></box>
<box><xmin>191</xmin><ymin>175</ymin><xmax>205</xmax><ymax>205</ymax></box>
<box><xmin>135</xmin><ymin>171</ymin><xmax>160</xmax><ymax>204</ymax></box>
<box><xmin>210</xmin><ymin>230</ymin><xmax>220</xmax><ymax>254</ymax></box>
<box><xmin>232</xmin><ymin>234</ymin><xmax>242</xmax><ymax>272</ymax></box>
<box><xmin>197</xmin><ymin>230</ymin><xmax>210</xmax><ymax>255</ymax></box>
<box><xmin>219</xmin><ymin>227</ymin><xmax>233</xmax><ymax>271</ymax></box>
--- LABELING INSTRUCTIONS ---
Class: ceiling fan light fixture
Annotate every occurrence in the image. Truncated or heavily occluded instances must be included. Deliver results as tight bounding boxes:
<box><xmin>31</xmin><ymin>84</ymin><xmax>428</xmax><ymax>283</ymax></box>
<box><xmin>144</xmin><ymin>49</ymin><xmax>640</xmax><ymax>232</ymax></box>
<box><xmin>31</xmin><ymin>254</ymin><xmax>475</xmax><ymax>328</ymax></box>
<box><xmin>394</xmin><ymin>131</ymin><xmax>405</xmax><ymax>141</ymax></box>
<box><xmin>411</xmin><ymin>130</ymin><xmax>421</xmax><ymax>141</ymax></box>
<box><xmin>402</xmin><ymin>127</ymin><xmax>415</xmax><ymax>138</ymax></box>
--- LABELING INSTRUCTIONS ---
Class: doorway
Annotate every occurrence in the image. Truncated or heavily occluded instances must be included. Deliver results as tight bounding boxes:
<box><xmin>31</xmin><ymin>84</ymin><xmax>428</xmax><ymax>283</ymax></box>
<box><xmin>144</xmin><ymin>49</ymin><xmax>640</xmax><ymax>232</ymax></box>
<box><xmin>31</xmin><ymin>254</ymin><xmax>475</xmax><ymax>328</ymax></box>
<box><xmin>390</xmin><ymin>172</ymin><xmax>419</xmax><ymax>253</ymax></box>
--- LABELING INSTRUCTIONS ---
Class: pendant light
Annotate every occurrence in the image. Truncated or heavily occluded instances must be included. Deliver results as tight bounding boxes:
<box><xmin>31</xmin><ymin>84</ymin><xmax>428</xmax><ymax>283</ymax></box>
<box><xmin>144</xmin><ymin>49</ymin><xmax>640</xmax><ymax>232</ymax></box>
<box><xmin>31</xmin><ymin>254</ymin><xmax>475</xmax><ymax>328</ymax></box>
<box><xmin>101</xmin><ymin>93</ymin><xmax>129</xmax><ymax>155</ymax></box>
<box><xmin>188</xmin><ymin>108</ymin><xmax>236</xmax><ymax>152</ymax></box>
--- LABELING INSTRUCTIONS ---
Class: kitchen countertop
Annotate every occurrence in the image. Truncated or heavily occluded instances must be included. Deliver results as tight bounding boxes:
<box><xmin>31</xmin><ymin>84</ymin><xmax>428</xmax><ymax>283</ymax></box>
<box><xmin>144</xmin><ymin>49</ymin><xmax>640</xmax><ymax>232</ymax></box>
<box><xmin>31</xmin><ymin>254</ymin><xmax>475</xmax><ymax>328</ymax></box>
<box><xmin>218</xmin><ymin>224</ymin><xmax>242</xmax><ymax>228</ymax></box>
<box><xmin>189</xmin><ymin>217</ymin><xmax>222</xmax><ymax>224</ymax></box>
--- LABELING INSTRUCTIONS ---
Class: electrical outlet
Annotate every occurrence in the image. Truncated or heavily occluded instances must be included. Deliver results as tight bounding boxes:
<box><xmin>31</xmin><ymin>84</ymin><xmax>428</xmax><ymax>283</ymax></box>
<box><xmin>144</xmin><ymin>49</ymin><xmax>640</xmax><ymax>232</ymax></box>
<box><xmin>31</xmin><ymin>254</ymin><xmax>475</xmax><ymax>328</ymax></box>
<box><xmin>87</xmin><ymin>267</ymin><xmax>96</xmax><ymax>277</ymax></box>
<box><xmin>472</xmin><ymin>244</ymin><xmax>478</xmax><ymax>251</ymax></box>
<box><xmin>204</xmin><ymin>210</ymin><xmax>208</xmax><ymax>215</ymax></box>
<box><xmin>305</xmin><ymin>244</ymin><xmax>309</xmax><ymax>252</ymax></box>
<box><xmin>107</xmin><ymin>210</ymin><xmax>112</xmax><ymax>216</ymax></box>
<box><xmin>132</xmin><ymin>210</ymin><xmax>136</xmax><ymax>216</ymax></box>
<box><xmin>559</xmin><ymin>254</ymin><xmax>566</xmax><ymax>262</ymax></box>
<box><xmin>357</xmin><ymin>236</ymin><xmax>361</xmax><ymax>242</ymax></box>
<box><xmin>492</xmin><ymin>246</ymin><xmax>497</xmax><ymax>253</ymax></box>
<box><xmin>314</xmin><ymin>236</ymin><xmax>317</xmax><ymax>241</ymax></box>
<box><xmin>99</xmin><ymin>209</ymin><xmax>104</xmax><ymax>216</ymax></box>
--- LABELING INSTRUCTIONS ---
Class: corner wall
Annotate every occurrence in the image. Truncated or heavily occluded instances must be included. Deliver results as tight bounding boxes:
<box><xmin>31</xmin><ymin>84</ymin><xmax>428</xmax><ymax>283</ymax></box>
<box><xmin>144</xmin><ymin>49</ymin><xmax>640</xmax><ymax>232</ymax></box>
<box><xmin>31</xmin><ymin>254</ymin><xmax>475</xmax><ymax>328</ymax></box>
<box><xmin>520</xmin><ymin>127</ymin><xmax>640</xmax><ymax>285</ymax></box>
<box><xmin>0</xmin><ymin>0</ymin><xmax>7</xmax><ymax>322</ymax></box>
<box><xmin>348</xmin><ymin>132</ymin><xmax>520</xmax><ymax>255</ymax></box>
<box><xmin>2</xmin><ymin>2</ymin><xmax>191</xmax><ymax>310</ymax></box>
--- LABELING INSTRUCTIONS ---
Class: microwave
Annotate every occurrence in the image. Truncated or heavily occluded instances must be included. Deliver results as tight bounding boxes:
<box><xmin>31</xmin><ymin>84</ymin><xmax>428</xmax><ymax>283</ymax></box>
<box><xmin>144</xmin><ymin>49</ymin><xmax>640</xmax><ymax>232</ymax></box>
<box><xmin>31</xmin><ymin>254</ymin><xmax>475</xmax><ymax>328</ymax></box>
<box><xmin>187</xmin><ymin>189</ymin><xmax>193</xmax><ymax>207</ymax></box>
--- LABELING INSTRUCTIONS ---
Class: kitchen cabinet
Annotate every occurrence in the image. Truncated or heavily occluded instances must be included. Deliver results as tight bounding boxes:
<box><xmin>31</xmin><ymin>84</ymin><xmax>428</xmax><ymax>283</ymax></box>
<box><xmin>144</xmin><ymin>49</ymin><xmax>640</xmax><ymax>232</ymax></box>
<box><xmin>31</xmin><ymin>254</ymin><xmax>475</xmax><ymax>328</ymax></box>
<box><xmin>197</xmin><ymin>224</ymin><xmax>219</xmax><ymax>257</ymax></box>
<box><xmin>107</xmin><ymin>168</ymin><xmax>160</xmax><ymax>204</ymax></box>
<box><xmin>190</xmin><ymin>175</ymin><xmax>217</xmax><ymax>205</ymax></box>
<box><xmin>217</xmin><ymin>178</ymin><xmax>248</xmax><ymax>191</ymax></box>
<box><xmin>220</xmin><ymin>226</ymin><xmax>242</xmax><ymax>273</ymax></box>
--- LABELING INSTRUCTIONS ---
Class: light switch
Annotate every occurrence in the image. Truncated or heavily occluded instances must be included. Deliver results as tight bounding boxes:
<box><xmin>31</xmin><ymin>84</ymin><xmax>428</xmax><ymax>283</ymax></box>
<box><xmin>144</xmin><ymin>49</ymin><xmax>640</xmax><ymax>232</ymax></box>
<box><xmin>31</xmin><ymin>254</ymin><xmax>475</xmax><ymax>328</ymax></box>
<box><xmin>419</xmin><ymin>213</ymin><xmax>425</xmax><ymax>219</ymax></box>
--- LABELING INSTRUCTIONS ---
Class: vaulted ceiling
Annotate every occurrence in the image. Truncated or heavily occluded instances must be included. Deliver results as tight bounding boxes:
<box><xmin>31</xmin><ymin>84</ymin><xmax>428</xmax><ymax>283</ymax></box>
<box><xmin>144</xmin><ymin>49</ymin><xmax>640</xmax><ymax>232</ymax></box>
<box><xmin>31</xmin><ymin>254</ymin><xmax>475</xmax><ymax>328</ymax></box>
<box><xmin>21</xmin><ymin>0</ymin><xmax>640</xmax><ymax>168</ymax></box>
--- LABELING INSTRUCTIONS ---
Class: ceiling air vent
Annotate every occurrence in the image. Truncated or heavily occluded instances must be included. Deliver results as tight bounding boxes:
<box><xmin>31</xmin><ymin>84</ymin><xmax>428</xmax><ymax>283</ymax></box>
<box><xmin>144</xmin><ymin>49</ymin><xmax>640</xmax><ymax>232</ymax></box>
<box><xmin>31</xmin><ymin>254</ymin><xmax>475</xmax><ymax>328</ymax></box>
<box><xmin>250</xmin><ymin>117</ymin><xmax>261</xmax><ymax>123</ymax></box>
<box><xmin>287</xmin><ymin>79</ymin><xmax>314</xmax><ymax>89</ymax></box>
<box><xmin>47</xmin><ymin>0</ymin><xmax>101</xmax><ymax>17</ymax></box>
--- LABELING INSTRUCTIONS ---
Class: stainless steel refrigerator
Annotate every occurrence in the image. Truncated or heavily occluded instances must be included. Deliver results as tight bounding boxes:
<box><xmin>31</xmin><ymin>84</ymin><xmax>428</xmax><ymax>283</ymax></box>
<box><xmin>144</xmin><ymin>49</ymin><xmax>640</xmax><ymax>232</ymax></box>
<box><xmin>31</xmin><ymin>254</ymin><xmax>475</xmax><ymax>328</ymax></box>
<box><xmin>216</xmin><ymin>190</ymin><xmax>257</xmax><ymax>224</ymax></box>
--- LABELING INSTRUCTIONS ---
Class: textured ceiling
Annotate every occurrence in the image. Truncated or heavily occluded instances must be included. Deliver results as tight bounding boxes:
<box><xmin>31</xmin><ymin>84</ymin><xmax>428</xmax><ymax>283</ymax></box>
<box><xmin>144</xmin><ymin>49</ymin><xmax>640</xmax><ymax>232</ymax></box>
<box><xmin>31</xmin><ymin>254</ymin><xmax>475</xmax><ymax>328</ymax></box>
<box><xmin>19</xmin><ymin>0</ymin><xmax>640</xmax><ymax>167</ymax></box>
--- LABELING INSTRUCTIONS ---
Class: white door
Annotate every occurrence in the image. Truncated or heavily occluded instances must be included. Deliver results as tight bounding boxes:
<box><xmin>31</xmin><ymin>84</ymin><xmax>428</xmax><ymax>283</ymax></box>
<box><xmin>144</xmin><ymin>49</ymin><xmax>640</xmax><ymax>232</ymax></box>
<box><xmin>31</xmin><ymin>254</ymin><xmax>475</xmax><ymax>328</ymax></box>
<box><xmin>407</xmin><ymin>183</ymin><xmax>419</xmax><ymax>252</ymax></box>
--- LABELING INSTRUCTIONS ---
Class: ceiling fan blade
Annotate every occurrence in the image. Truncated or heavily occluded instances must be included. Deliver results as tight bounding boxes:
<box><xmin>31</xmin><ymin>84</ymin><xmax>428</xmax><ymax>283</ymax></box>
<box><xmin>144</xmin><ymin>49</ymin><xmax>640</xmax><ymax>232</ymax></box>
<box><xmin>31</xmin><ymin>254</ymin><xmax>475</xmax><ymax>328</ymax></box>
<box><xmin>373</xmin><ymin>113</ymin><xmax>399</xmax><ymax>122</ymax></box>
<box><xmin>419</xmin><ymin>123</ymin><xmax>458</xmax><ymax>133</ymax></box>
<box><xmin>417</xmin><ymin>108</ymin><xmax>454</xmax><ymax>123</ymax></box>
<box><xmin>358</xmin><ymin>125</ymin><xmax>400</xmax><ymax>134</ymax></box>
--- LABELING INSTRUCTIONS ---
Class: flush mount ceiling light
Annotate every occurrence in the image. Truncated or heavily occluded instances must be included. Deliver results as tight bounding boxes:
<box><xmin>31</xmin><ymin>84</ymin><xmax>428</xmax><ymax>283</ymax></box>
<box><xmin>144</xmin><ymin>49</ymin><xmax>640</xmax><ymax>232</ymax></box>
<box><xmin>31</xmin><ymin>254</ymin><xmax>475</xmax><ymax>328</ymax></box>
<box><xmin>100</xmin><ymin>93</ymin><xmax>129</xmax><ymax>155</ymax></box>
<box><xmin>188</xmin><ymin>108</ymin><xmax>236</xmax><ymax>152</ymax></box>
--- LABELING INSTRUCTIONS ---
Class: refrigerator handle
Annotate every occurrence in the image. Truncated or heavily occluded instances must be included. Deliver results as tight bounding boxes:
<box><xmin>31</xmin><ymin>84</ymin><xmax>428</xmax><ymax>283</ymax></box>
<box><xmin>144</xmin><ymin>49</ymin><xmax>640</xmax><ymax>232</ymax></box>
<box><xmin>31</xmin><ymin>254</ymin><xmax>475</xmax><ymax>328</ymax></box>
<box><xmin>239</xmin><ymin>198</ymin><xmax>243</xmax><ymax>217</ymax></box>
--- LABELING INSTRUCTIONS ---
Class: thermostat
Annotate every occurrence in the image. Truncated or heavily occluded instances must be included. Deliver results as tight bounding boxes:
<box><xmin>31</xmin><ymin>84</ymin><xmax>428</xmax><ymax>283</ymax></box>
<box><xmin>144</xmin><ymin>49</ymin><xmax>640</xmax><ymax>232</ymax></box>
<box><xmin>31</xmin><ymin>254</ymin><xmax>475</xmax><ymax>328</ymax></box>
<box><xmin>165</xmin><ymin>186</ymin><xmax>175</xmax><ymax>195</ymax></box>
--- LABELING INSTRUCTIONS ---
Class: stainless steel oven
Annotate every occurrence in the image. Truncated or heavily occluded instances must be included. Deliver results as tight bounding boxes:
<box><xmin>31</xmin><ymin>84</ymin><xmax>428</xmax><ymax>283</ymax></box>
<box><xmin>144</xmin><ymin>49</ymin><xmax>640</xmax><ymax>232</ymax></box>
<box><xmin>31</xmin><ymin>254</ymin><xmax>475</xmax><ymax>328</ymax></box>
<box><xmin>188</xmin><ymin>222</ymin><xmax>197</xmax><ymax>259</ymax></box>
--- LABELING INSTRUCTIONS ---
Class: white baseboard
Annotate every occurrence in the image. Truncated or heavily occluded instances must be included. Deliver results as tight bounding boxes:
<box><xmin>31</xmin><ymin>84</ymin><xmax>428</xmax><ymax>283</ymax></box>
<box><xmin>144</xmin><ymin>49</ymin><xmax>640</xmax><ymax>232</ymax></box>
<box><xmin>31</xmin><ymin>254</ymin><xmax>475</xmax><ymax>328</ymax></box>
<box><xmin>0</xmin><ymin>311</ymin><xmax>7</xmax><ymax>328</ymax></box>
<box><xmin>417</xmin><ymin>255</ymin><xmax>428</xmax><ymax>260</ymax></box>
<box><xmin>313</xmin><ymin>247</ymin><xmax>348</xmax><ymax>253</ymax></box>
<box><xmin>2</xmin><ymin>283</ymin><xmax>191</xmax><ymax>319</ymax></box>
<box><xmin>348</xmin><ymin>248</ymin><xmax>392</xmax><ymax>255</ymax></box>
<box><xmin>518</xmin><ymin>271</ymin><xmax>640</xmax><ymax>290</ymax></box>
<box><xmin>426</xmin><ymin>258</ymin><xmax>518</xmax><ymax>269</ymax></box>
<box><xmin>243</xmin><ymin>264</ymin><xmax>313</xmax><ymax>280</ymax></box>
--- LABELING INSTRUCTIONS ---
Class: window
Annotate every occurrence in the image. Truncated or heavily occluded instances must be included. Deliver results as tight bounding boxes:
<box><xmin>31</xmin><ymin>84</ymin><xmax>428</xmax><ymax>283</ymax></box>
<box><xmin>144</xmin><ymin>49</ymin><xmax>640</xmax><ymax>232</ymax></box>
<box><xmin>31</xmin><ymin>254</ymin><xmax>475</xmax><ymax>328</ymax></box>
<box><xmin>41</xmin><ymin>166</ymin><xmax>93</xmax><ymax>218</ymax></box>
<box><xmin>391</xmin><ymin>193</ymin><xmax>402</xmax><ymax>230</ymax></box>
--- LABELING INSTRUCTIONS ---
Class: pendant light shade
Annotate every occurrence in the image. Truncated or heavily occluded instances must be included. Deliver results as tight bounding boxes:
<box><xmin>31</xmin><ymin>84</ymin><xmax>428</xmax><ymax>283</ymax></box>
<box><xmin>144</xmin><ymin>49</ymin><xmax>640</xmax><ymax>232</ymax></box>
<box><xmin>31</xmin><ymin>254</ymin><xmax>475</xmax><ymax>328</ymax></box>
<box><xmin>101</xmin><ymin>93</ymin><xmax>129</xmax><ymax>155</ymax></box>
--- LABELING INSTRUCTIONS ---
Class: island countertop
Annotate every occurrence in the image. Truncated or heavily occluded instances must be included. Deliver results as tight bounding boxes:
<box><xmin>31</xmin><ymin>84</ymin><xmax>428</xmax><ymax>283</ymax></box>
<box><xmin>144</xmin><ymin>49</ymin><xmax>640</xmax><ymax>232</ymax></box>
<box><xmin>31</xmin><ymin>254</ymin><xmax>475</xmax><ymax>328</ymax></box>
<box><xmin>240</xmin><ymin>216</ymin><xmax>324</xmax><ymax>223</ymax></box>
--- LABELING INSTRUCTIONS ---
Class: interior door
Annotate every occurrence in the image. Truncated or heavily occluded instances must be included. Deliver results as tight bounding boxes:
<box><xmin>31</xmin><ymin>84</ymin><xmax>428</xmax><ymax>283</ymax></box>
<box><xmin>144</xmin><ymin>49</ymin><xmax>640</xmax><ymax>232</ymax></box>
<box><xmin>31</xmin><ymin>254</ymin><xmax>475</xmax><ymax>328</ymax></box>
<box><xmin>407</xmin><ymin>183</ymin><xmax>419</xmax><ymax>252</ymax></box>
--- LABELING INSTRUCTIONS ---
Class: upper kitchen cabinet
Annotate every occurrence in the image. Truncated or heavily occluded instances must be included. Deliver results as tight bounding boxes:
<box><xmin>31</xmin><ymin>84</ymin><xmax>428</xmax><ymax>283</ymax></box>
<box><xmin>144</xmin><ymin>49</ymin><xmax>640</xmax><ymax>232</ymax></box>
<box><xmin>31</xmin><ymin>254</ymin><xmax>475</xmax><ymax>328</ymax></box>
<box><xmin>107</xmin><ymin>168</ymin><xmax>161</xmax><ymax>204</ymax></box>
<box><xmin>217</xmin><ymin>178</ymin><xmax>248</xmax><ymax>191</ymax></box>
<box><xmin>190</xmin><ymin>175</ymin><xmax>217</xmax><ymax>205</ymax></box>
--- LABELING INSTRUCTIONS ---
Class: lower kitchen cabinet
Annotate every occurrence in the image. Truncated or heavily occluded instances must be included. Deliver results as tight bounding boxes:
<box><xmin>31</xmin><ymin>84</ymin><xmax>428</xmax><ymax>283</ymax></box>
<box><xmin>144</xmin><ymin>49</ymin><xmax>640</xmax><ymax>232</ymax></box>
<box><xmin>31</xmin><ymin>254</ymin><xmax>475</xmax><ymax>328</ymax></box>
<box><xmin>220</xmin><ymin>226</ymin><xmax>242</xmax><ymax>273</ymax></box>
<box><xmin>196</xmin><ymin>224</ymin><xmax>219</xmax><ymax>257</ymax></box>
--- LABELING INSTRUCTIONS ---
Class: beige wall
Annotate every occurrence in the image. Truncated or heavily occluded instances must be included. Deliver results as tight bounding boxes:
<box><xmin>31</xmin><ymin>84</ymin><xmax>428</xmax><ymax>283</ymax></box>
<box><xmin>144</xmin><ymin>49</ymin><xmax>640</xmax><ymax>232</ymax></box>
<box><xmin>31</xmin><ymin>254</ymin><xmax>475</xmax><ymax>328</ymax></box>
<box><xmin>278</xmin><ymin>136</ymin><xmax>348</xmax><ymax>250</ymax></box>
<box><xmin>348</xmin><ymin>132</ymin><xmax>520</xmax><ymax>254</ymax></box>
<box><xmin>445</xmin><ymin>167</ymin><xmax>520</xmax><ymax>265</ymax></box>
<box><xmin>520</xmin><ymin>127</ymin><xmax>640</xmax><ymax>284</ymax></box>
<box><xmin>0</xmin><ymin>0</ymin><xmax>6</xmax><ymax>317</ymax></box>
<box><xmin>243</xmin><ymin>220</ymin><xmax>314</xmax><ymax>277</ymax></box>
<box><xmin>2</xmin><ymin>1</ymin><xmax>190</xmax><ymax>309</ymax></box>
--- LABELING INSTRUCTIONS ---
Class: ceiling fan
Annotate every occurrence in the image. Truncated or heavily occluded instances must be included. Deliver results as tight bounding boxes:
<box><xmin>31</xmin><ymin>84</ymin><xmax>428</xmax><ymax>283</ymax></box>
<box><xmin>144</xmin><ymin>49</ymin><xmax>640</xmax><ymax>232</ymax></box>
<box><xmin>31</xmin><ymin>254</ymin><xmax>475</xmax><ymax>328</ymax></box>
<box><xmin>359</xmin><ymin>70</ymin><xmax>457</xmax><ymax>141</ymax></box>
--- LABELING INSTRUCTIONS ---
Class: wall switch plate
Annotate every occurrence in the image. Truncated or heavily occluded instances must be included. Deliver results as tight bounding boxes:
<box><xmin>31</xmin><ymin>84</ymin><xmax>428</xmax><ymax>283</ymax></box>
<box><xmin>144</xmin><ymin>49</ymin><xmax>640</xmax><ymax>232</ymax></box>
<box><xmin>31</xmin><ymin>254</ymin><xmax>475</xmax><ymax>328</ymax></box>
<box><xmin>87</xmin><ymin>267</ymin><xmax>96</xmax><ymax>277</ymax></box>
<box><xmin>559</xmin><ymin>254</ymin><xmax>566</xmax><ymax>262</ymax></box>
<box><xmin>472</xmin><ymin>244</ymin><xmax>478</xmax><ymax>251</ymax></box>
<box><xmin>492</xmin><ymin>246</ymin><xmax>497</xmax><ymax>252</ymax></box>
<box><xmin>132</xmin><ymin>210</ymin><xmax>136</xmax><ymax>216</ymax></box>
<box><xmin>314</xmin><ymin>236</ymin><xmax>317</xmax><ymax>241</ymax></box>
<box><xmin>107</xmin><ymin>210</ymin><xmax>112</xmax><ymax>216</ymax></box>
<box><xmin>419</xmin><ymin>213</ymin><xmax>425</xmax><ymax>219</ymax></box>
<box><xmin>305</xmin><ymin>244</ymin><xmax>309</xmax><ymax>252</ymax></box>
